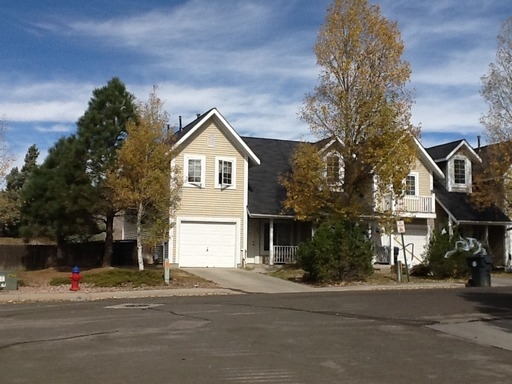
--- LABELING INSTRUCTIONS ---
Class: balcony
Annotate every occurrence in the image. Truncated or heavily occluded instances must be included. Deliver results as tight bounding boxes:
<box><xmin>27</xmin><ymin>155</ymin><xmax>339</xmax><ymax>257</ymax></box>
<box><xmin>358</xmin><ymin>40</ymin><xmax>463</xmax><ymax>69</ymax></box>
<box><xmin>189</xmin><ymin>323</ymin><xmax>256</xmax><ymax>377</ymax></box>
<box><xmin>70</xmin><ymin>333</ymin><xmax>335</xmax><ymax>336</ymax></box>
<box><xmin>382</xmin><ymin>194</ymin><xmax>436</xmax><ymax>217</ymax></box>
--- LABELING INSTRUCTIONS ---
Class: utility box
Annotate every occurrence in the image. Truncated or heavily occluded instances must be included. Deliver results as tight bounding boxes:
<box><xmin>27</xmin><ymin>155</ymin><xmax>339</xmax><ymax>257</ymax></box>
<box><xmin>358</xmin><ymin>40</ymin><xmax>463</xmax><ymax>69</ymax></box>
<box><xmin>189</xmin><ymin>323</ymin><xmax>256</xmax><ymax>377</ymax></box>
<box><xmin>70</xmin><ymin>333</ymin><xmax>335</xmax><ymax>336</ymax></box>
<box><xmin>0</xmin><ymin>270</ymin><xmax>18</xmax><ymax>290</ymax></box>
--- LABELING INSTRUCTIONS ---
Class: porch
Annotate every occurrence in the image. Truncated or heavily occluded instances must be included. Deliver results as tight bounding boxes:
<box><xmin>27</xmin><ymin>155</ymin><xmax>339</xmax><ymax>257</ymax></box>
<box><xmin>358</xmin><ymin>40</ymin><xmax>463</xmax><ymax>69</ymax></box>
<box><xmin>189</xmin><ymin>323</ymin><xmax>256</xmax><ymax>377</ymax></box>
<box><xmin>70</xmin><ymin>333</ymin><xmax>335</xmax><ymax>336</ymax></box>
<box><xmin>246</xmin><ymin>217</ymin><xmax>311</xmax><ymax>266</ymax></box>
<box><xmin>274</xmin><ymin>245</ymin><xmax>299</xmax><ymax>264</ymax></box>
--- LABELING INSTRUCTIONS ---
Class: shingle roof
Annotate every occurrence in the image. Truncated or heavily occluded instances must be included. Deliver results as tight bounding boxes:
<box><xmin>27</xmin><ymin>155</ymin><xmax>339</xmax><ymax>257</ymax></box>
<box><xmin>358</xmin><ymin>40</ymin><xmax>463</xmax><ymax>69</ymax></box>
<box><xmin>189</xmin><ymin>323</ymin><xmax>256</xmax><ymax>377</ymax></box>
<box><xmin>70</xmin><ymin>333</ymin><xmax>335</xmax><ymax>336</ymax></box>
<box><xmin>426</xmin><ymin>140</ymin><xmax>464</xmax><ymax>161</ymax></box>
<box><xmin>434</xmin><ymin>181</ymin><xmax>511</xmax><ymax>224</ymax></box>
<box><xmin>242</xmin><ymin>137</ymin><xmax>301</xmax><ymax>217</ymax></box>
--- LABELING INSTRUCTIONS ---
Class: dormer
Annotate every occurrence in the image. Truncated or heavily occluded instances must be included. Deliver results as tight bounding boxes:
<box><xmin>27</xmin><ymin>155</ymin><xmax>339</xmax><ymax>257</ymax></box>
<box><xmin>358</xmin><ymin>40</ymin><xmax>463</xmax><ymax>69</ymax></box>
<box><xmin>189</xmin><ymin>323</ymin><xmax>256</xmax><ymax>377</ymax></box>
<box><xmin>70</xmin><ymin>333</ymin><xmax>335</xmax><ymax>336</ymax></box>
<box><xmin>426</xmin><ymin>139</ymin><xmax>482</xmax><ymax>194</ymax></box>
<box><xmin>315</xmin><ymin>137</ymin><xmax>345</xmax><ymax>189</ymax></box>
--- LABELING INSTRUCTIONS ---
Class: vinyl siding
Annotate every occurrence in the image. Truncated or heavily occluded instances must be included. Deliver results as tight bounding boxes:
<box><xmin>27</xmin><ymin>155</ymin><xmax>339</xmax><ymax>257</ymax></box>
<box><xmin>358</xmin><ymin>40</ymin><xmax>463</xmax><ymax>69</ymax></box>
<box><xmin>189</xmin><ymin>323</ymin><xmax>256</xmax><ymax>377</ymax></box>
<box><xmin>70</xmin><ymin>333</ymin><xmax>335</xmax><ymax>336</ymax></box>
<box><xmin>411</xmin><ymin>158</ymin><xmax>432</xmax><ymax>196</ymax></box>
<box><xmin>172</xmin><ymin>118</ymin><xmax>247</xmax><ymax>264</ymax></box>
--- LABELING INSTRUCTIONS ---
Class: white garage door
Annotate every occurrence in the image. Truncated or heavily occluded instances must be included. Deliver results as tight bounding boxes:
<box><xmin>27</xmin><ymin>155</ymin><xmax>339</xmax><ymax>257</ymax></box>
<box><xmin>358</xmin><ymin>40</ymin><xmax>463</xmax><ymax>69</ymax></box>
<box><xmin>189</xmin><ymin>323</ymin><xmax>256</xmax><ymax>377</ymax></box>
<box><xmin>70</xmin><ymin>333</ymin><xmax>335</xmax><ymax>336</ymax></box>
<box><xmin>179</xmin><ymin>221</ymin><xmax>237</xmax><ymax>267</ymax></box>
<box><xmin>402</xmin><ymin>225</ymin><xmax>428</xmax><ymax>266</ymax></box>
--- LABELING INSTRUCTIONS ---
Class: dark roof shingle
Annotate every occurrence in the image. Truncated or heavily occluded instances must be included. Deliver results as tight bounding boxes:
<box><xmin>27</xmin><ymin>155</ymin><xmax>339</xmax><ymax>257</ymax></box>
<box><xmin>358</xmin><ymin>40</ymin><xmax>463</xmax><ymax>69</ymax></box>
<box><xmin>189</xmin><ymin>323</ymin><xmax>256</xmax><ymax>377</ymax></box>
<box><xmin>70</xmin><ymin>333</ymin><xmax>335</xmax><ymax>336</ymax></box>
<box><xmin>242</xmin><ymin>137</ymin><xmax>300</xmax><ymax>216</ymax></box>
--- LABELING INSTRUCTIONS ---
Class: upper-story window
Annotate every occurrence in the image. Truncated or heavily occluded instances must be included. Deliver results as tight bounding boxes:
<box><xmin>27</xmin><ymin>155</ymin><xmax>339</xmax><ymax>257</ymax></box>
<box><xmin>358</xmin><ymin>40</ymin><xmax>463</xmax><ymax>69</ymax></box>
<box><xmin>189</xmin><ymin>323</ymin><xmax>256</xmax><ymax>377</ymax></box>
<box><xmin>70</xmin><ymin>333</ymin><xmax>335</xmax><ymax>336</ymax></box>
<box><xmin>215</xmin><ymin>156</ymin><xmax>236</xmax><ymax>189</ymax></box>
<box><xmin>405</xmin><ymin>174</ymin><xmax>417</xmax><ymax>196</ymax></box>
<box><xmin>184</xmin><ymin>154</ymin><xmax>205</xmax><ymax>188</ymax></box>
<box><xmin>326</xmin><ymin>155</ymin><xmax>340</xmax><ymax>184</ymax></box>
<box><xmin>325</xmin><ymin>152</ymin><xmax>344</xmax><ymax>188</ymax></box>
<box><xmin>454</xmin><ymin>159</ymin><xmax>466</xmax><ymax>184</ymax></box>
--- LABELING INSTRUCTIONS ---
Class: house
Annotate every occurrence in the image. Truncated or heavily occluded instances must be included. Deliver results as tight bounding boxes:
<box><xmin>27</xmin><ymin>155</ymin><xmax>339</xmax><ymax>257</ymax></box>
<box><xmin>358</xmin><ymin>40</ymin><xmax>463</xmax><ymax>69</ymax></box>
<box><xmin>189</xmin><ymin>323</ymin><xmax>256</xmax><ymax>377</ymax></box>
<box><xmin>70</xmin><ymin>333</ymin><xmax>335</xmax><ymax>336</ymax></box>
<box><xmin>166</xmin><ymin>108</ymin><xmax>446</xmax><ymax>268</ymax></box>
<box><xmin>376</xmin><ymin>138</ymin><xmax>444</xmax><ymax>267</ymax></box>
<box><xmin>116</xmin><ymin>107</ymin><xmax>510</xmax><ymax>269</ymax></box>
<box><xmin>426</xmin><ymin>140</ymin><xmax>512</xmax><ymax>267</ymax></box>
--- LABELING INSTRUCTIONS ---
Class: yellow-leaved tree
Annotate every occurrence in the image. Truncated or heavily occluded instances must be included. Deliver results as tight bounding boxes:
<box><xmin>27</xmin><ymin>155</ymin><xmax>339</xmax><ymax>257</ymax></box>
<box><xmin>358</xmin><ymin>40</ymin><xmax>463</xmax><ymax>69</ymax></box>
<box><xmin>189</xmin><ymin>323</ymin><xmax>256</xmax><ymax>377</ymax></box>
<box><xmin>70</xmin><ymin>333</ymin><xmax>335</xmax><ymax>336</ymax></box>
<box><xmin>474</xmin><ymin>17</ymin><xmax>512</xmax><ymax>217</ymax></box>
<box><xmin>283</xmin><ymin>0</ymin><xmax>418</xmax><ymax>223</ymax></box>
<box><xmin>107</xmin><ymin>87</ymin><xmax>181</xmax><ymax>270</ymax></box>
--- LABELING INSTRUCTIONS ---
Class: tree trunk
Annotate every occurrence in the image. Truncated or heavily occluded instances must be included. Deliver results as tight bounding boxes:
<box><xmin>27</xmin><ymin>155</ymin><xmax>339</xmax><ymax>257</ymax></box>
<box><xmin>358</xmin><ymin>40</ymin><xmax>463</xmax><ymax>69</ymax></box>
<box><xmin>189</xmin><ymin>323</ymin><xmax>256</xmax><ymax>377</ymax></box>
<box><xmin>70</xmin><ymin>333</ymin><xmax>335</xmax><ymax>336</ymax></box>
<box><xmin>103</xmin><ymin>212</ymin><xmax>114</xmax><ymax>267</ymax></box>
<box><xmin>136</xmin><ymin>201</ymin><xmax>144</xmax><ymax>271</ymax></box>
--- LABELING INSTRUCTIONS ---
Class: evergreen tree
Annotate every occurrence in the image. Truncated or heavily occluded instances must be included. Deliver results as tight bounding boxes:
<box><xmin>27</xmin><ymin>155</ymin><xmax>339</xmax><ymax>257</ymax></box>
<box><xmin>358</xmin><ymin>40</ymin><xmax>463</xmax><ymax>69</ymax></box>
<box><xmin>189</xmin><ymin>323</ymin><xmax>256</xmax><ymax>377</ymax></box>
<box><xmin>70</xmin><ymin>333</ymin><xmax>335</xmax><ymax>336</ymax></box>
<box><xmin>20</xmin><ymin>137</ymin><xmax>100</xmax><ymax>261</ymax></box>
<box><xmin>76</xmin><ymin>77</ymin><xmax>137</xmax><ymax>266</ymax></box>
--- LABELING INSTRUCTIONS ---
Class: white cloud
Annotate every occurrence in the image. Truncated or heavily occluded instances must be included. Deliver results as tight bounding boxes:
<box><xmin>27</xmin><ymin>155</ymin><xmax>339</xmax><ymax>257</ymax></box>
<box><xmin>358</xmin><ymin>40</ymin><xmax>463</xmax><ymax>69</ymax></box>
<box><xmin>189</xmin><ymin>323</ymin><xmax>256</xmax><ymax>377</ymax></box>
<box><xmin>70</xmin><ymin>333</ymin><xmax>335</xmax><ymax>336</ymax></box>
<box><xmin>34</xmin><ymin>124</ymin><xmax>72</xmax><ymax>133</ymax></box>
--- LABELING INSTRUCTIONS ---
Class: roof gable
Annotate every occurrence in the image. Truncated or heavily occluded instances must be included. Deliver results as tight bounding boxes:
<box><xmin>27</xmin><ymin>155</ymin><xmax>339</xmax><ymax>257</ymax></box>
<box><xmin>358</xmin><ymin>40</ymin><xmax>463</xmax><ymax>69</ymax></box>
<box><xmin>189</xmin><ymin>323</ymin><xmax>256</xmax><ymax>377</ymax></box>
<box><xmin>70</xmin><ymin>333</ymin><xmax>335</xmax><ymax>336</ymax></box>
<box><xmin>426</xmin><ymin>139</ymin><xmax>482</xmax><ymax>164</ymax></box>
<box><xmin>174</xmin><ymin>108</ymin><xmax>260</xmax><ymax>165</ymax></box>
<box><xmin>415</xmin><ymin>137</ymin><xmax>444</xmax><ymax>179</ymax></box>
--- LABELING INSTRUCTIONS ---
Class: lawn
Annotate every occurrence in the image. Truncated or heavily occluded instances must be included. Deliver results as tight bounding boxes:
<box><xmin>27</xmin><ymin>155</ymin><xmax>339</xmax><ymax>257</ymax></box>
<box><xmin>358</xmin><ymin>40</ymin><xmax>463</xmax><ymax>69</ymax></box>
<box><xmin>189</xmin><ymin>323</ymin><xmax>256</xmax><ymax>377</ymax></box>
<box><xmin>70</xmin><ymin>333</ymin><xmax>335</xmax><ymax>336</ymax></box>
<box><xmin>16</xmin><ymin>266</ymin><xmax>218</xmax><ymax>289</ymax></box>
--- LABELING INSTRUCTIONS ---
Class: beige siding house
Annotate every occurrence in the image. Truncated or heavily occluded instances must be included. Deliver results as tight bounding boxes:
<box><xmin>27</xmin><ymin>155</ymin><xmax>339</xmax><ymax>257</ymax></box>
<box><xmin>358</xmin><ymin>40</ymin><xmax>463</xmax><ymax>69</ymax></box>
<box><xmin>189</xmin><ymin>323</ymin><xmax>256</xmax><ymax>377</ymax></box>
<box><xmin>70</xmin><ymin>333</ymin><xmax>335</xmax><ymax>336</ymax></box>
<box><xmin>169</xmin><ymin>108</ymin><xmax>259</xmax><ymax>267</ymax></box>
<box><xmin>114</xmin><ymin>108</ymin><xmax>509</xmax><ymax>269</ymax></box>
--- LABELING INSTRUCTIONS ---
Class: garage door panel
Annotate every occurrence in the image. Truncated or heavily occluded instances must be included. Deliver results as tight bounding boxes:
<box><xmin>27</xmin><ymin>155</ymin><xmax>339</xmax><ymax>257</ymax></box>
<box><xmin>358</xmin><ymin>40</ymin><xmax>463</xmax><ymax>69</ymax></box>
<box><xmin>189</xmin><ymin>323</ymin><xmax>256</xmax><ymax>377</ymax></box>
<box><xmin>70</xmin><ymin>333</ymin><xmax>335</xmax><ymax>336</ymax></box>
<box><xmin>179</xmin><ymin>221</ymin><xmax>237</xmax><ymax>268</ymax></box>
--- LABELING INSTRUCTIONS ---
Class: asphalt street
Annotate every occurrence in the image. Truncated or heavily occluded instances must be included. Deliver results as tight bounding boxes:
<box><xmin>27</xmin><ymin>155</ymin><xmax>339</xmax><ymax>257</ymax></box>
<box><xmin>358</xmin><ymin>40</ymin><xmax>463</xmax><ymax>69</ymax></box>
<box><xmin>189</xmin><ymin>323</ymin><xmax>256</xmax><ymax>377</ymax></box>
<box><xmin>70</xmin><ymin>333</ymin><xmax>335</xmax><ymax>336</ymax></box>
<box><xmin>1</xmin><ymin>287</ymin><xmax>512</xmax><ymax>384</ymax></box>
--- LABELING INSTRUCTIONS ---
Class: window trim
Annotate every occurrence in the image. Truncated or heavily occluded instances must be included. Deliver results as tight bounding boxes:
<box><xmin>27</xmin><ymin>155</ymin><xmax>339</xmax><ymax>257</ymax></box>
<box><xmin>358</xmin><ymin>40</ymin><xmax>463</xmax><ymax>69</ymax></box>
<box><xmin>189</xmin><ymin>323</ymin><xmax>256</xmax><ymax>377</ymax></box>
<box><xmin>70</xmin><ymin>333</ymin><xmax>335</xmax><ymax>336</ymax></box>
<box><xmin>453</xmin><ymin>157</ymin><xmax>466</xmax><ymax>185</ymax></box>
<box><xmin>324</xmin><ymin>151</ymin><xmax>344</xmax><ymax>188</ymax></box>
<box><xmin>214</xmin><ymin>156</ymin><xmax>236</xmax><ymax>190</ymax></box>
<box><xmin>184</xmin><ymin>154</ymin><xmax>206</xmax><ymax>188</ymax></box>
<box><xmin>405</xmin><ymin>172</ymin><xmax>419</xmax><ymax>196</ymax></box>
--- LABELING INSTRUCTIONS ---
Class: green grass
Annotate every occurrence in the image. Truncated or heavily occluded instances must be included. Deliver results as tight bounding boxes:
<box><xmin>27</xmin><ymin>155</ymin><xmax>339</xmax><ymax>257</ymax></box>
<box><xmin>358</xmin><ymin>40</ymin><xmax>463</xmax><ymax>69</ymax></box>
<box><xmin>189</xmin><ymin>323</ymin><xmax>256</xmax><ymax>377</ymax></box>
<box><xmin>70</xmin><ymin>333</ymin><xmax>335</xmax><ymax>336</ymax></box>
<box><xmin>50</xmin><ymin>268</ymin><xmax>164</xmax><ymax>287</ymax></box>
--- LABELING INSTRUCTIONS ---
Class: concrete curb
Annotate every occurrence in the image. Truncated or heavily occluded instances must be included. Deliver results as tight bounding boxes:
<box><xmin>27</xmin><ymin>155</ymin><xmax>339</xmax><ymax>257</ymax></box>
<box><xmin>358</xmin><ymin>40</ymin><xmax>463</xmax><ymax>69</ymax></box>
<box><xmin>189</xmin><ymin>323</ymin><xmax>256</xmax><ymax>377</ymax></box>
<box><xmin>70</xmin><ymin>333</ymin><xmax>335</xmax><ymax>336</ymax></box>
<box><xmin>0</xmin><ymin>282</ymin><xmax>469</xmax><ymax>304</ymax></box>
<box><xmin>0</xmin><ymin>288</ymin><xmax>237</xmax><ymax>304</ymax></box>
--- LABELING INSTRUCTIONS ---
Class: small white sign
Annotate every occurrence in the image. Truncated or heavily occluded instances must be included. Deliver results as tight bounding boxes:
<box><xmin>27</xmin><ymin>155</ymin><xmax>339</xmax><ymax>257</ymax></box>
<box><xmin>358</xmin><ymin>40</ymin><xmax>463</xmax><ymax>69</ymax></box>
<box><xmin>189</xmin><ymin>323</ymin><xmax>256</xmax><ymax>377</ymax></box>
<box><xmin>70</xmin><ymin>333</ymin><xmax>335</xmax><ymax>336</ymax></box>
<box><xmin>396</xmin><ymin>220</ymin><xmax>405</xmax><ymax>233</ymax></box>
<box><xmin>0</xmin><ymin>276</ymin><xmax>5</xmax><ymax>282</ymax></box>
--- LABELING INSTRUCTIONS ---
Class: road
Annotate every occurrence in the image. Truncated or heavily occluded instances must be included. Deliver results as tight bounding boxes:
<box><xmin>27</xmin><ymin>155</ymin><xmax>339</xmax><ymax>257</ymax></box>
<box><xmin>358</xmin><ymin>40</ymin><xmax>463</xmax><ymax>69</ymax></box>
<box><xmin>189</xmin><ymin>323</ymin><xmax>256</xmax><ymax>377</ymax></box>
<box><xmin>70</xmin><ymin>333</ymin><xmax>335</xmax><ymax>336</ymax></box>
<box><xmin>1</xmin><ymin>287</ymin><xmax>512</xmax><ymax>383</ymax></box>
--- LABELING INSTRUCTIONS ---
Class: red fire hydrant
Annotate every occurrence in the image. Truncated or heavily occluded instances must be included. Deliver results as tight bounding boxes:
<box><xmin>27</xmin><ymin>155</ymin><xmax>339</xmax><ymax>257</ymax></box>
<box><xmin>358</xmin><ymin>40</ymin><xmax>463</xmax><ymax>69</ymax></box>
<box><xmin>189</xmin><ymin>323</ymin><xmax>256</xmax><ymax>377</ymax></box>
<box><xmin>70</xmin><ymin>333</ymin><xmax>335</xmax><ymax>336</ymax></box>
<box><xmin>70</xmin><ymin>266</ymin><xmax>81</xmax><ymax>291</ymax></box>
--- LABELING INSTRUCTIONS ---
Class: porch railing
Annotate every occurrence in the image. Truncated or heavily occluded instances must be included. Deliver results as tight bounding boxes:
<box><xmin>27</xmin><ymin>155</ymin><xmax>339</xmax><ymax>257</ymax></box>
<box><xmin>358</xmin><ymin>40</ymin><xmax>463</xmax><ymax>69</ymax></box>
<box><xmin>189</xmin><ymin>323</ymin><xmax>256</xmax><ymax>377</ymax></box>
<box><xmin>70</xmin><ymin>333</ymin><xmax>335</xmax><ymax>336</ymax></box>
<box><xmin>273</xmin><ymin>245</ymin><xmax>298</xmax><ymax>264</ymax></box>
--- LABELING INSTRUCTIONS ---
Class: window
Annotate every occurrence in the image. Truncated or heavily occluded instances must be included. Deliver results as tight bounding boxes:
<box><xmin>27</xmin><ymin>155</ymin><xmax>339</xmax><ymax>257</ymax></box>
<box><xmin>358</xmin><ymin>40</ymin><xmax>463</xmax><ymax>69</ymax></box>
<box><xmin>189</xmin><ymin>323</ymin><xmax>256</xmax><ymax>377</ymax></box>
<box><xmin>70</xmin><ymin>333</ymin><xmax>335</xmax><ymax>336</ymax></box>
<box><xmin>215</xmin><ymin>157</ymin><xmax>236</xmax><ymax>189</ymax></box>
<box><xmin>184</xmin><ymin>155</ymin><xmax>205</xmax><ymax>187</ymax></box>
<box><xmin>188</xmin><ymin>159</ymin><xmax>202</xmax><ymax>183</ymax></box>
<box><xmin>326</xmin><ymin>155</ymin><xmax>340</xmax><ymax>184</ymax></box>
<box><xmin>454</xmin><ymin>159</ymin><xmax>466</xmax><ymax>184</ymax></box>
<box><xmin>218</xmin><ymin>160</ymin><xmax>232</xmax><ymax>185</ymax></box>
<box><xmin>405</xmin><ymin>174</ymin><xmax>417</xmax><ymax>196</ymax></box>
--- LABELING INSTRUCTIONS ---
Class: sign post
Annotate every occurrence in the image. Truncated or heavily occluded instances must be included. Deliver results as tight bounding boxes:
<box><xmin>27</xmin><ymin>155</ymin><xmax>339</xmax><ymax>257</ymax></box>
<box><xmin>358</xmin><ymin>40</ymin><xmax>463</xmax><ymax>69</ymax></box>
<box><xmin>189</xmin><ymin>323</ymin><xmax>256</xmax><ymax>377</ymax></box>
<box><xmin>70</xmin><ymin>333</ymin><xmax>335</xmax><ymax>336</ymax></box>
<box><xmin>396</xmin><ymin>221</ymin><xmax>410</xmax><ymax>282</ymax></box>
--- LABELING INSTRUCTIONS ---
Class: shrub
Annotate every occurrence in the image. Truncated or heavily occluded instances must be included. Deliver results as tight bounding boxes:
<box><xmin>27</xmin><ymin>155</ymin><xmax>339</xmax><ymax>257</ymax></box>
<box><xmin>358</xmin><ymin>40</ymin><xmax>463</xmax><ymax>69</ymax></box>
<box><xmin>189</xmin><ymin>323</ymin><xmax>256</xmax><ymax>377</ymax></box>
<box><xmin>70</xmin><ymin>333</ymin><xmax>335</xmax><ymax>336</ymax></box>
<box><xmin>424</xmin><ymin>228</ymin><xmax>470</xmax><ymax>279</ymax></box>
<box><xmin>297</xmin><ymin>220</ymin><xmax>373</xmax><ymax>283</ymax></box>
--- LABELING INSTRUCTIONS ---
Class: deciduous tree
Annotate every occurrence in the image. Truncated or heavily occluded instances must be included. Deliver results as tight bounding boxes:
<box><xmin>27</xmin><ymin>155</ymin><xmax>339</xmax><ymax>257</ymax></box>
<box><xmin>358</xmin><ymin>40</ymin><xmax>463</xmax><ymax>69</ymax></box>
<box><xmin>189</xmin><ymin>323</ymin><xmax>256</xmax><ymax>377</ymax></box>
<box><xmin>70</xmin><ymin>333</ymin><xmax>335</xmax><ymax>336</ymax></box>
<box><xmin>0</xmin><ymin>145</ymin><xmax>39</xmax><ymax>235</ymax></box>
<box><xmin>107</xmin><ymin>87</ymin><xmax>181</xmax><ymax>270</ymax></box>
<box><xmin>284</xmin><ymin>0</ymin><xmax>417</xmax><ymax>222</ymax></box>
<box><xmin>475</xmin><ymin>17</ymin><xmax>512</xmax><ymax>215</ymax></box>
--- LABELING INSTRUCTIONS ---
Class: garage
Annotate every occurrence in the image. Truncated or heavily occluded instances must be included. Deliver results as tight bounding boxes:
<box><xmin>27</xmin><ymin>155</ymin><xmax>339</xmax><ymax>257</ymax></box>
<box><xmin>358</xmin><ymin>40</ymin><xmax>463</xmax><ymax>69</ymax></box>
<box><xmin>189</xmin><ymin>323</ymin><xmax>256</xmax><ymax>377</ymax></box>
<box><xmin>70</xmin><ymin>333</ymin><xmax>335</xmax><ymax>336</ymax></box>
<box><xmin>401</xmin><ymin>225</ymin><xmax>429</xmax><ymax>266</ymax></box>
<box><xmin>178</xmin><ymin>220</ymin><xmax>238</xmax><ymax>267</ymax></box>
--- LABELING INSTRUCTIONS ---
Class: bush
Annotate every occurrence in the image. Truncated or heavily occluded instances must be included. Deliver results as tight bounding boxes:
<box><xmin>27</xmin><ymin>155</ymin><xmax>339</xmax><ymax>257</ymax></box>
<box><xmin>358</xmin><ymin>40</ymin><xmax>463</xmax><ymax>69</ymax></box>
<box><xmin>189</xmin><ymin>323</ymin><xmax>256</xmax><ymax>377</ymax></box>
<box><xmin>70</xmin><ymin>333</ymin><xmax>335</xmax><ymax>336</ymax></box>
<box><xmin>297</xmin><ymin>220</ymin><xmax>373</xmax><ymax>283</ymax></box>
<box><xmin>424</xmin><ymin>228</ymin><xmax>470</xmax><ymax>279</ymax></box>
<box><xmin>50</xmin><ymin>268</ymin><xmax>164</xmax><ymax>287</ymax></box>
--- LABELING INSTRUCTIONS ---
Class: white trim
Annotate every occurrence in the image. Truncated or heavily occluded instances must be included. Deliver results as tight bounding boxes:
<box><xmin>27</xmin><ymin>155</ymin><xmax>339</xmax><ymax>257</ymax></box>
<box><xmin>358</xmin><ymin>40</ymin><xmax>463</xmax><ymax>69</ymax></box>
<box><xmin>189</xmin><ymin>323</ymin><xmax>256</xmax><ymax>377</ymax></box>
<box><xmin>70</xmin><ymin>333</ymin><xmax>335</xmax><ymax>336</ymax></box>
<box><xmin>405</xmin><ymin>172</ymin><xmax>419</xmax><ymax>196</ymax></box>
<box><xmin>174</xmin><ymin>108</ymin><xmax>260</xmax><ymax>165</ymax></box>
<box><xmin>243</xmin><ymin>156</ymin><xmax>249</xmax><ymax>264</ymax></box>
<box><xmin>433</xmin><ymin>139</ymin><xmax>482</xmax><ymax>164</ymax></box>
<box><xmin>183</xmin><ymin>154</ymin><xmax>206</xmax><ymax>188</ymax></box>
<box><xmin>414</xmin><ymin>137</ymin><xmax>444</xmax><ymax>180</ymax></box>
<box><xmin>214</xmin><ymin>156</ymin><xmax>236</xmax><ymax>190</ymax></box>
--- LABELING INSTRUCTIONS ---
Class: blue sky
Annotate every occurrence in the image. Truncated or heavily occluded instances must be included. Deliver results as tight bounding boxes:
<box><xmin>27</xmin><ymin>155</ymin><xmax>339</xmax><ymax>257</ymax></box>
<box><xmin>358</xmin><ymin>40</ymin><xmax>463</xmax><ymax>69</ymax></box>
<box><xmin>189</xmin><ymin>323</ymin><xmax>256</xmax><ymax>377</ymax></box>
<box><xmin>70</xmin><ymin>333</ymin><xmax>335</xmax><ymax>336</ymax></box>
<box><xmin>1</xmin><ymin>0</ymin><xmax>511</xmax><ymax>170</ymax></box>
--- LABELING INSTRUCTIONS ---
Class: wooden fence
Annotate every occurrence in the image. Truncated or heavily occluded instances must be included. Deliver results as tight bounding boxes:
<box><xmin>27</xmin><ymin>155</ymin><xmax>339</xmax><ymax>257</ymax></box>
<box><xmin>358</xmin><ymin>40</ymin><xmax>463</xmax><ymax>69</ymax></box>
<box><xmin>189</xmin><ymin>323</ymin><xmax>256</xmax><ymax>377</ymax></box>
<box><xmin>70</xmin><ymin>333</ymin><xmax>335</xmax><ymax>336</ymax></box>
<box><xmin>0</xmin><ymin>240</ymin><xmax>137</xmax><ymax>270</ymax></box>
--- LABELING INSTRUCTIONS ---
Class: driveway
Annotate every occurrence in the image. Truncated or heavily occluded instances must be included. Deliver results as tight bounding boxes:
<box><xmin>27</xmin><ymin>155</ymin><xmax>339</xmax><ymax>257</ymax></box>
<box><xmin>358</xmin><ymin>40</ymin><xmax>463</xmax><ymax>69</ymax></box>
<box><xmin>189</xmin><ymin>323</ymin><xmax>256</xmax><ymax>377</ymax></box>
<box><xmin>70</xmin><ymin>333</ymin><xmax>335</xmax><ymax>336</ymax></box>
<box><xmin>183</xmin><ymin>267</ymin><xmax>315</xmax><ymax>293</ymax></box>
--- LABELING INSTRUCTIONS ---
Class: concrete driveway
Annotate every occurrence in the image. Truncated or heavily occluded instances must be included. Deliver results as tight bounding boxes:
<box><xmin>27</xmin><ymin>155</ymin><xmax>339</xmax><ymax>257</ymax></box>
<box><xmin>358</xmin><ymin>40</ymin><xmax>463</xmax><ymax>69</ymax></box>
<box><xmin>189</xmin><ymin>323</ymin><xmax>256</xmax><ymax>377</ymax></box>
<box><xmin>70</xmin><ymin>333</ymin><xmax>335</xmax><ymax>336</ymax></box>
<box><xmin>183</xmin><ymin>267</ymin><xmax>316</xmax><ymax>293</ymax></box>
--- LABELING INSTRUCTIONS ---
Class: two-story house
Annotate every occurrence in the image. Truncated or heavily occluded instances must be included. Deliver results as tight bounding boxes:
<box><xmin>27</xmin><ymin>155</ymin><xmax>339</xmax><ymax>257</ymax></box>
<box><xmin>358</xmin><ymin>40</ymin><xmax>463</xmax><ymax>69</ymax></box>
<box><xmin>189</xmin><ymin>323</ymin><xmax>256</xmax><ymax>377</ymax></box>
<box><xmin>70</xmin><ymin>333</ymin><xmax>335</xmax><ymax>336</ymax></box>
<box><xmin>376</xmin><ymin>139</ymin><xmax>444</xmax><ymax>267</ymax></box>
<box><xmin>426</xmin><ymin>140</ymin><xmax>512</xmax><ymax>267</ymax></box>
<box><xmin>116</xmin><ymin>108</ymin><xmax>510</xmax><ymax>268</ymax></box>
<box><xmin>164</xmin><ymin>108</ymin><xmax>445</xmax><ymax>268</ymax></box>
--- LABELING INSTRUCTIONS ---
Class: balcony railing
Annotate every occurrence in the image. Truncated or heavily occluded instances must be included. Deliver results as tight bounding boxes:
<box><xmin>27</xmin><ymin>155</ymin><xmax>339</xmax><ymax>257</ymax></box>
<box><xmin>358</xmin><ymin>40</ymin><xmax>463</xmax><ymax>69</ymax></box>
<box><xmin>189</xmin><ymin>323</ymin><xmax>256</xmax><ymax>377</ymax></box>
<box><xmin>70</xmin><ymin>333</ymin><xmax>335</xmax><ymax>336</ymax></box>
<box><xmin>273</xmin><ymin>245</ymin><xmax>298</xmax><ymax>264</ymax></box>
<box><xmin>383</xmin><ymin>194</ymin><xmax>435</xmax><ymax>214</ymax></box>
